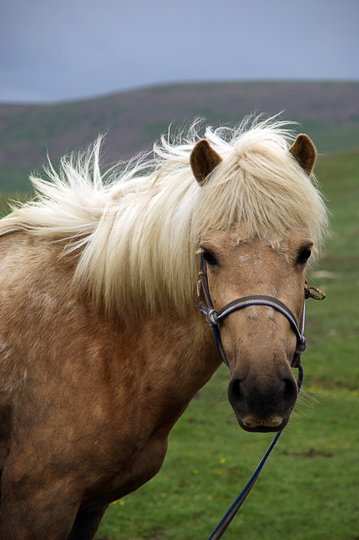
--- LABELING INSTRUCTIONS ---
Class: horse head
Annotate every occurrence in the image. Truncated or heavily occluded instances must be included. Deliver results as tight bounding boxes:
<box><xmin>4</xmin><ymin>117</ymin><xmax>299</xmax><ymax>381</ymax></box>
<box><xmin>191</xmin><ymin>132</ymin><xmax>319</xmax><ymax>433</ymax></box>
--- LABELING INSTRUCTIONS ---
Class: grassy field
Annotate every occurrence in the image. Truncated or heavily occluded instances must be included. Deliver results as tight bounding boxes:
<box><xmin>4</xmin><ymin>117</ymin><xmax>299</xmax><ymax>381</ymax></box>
<box><xmin>0</xmin><ymin>148</ymin><xmax>358</xmax><ymax>539</ymax></box>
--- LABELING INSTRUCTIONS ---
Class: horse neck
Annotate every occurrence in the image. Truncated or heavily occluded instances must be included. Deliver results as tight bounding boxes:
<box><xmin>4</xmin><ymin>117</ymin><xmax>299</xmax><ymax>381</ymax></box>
<box><xmin>117</xmin><ymin>309</ymin><xmax>221</xmax><ymax>403</ymax></box>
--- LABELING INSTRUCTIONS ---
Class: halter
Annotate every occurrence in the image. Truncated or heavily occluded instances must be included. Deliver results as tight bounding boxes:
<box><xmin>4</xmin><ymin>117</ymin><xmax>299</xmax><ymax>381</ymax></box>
<box><xmin>197</xmin><ymin>252</ymin><xmax>325</xmax><ymax>540</ymax></box>
<box><xmin>198</xmin><ymin>253</ymin><xmax>307</xmax><ymax>371</ymax></box>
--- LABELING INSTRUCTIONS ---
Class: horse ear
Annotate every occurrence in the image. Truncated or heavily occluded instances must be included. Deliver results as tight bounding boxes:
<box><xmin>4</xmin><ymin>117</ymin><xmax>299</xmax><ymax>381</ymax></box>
<box><xmin>190</xmin><ymin>139</ymin><xmax>222</xmax><ymax>185</ymax></box>
<box><xmin>289</xmin><ymin>134</ymin><xmax>316</xmax><ymax>176</ymax></box>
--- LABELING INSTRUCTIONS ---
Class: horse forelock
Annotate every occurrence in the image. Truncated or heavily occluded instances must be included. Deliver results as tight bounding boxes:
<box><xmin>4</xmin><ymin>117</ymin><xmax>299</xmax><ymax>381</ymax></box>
<box><xmin>195</xmin><ymin>123</ymin><xmax>328</xmax><ymax>247</ymax></box>
<box><xmin>0</xmin><ymin>116</ymin><xmax>329</xmax><ymax>317</ymax></box>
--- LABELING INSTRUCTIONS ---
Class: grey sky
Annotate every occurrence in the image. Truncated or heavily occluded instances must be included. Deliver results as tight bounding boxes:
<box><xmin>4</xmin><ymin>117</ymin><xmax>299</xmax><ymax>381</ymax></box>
<box><xmin>1</xmin><ymin>0</ymin><xmax>358</xmax><ymax>103</ymax></box>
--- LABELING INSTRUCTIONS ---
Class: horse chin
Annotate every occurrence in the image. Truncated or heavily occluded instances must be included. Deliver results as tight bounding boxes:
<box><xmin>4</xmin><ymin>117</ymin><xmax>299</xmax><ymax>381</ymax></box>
<box><xmin>236</xmin><ymin>416</ymin><xmax>289</xmax><ymax>433</ymax></box>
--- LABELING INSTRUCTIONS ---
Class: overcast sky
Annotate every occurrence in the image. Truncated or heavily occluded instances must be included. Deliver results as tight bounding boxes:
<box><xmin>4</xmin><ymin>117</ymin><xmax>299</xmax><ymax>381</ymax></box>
<box><xmin>1</xmin><ymin>0</ymin><xmax>358</xmax><ymax>103</ymax></box>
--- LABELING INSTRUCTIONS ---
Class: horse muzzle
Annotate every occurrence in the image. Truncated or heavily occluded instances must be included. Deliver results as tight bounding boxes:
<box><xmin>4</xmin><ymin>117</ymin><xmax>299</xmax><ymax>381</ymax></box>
<box><xmin>227</xmin><ymin>371</ymin><xmax>298</xmax><ymax>433</ymax></box>
<box><xmin>237</xmin><ymin>416</ymin><xmax>290</xmax><ymax>433</ymax></box>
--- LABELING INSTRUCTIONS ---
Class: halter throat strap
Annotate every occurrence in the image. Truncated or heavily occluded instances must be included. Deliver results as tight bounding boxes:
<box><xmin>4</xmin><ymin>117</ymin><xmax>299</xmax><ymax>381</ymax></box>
<box><xmin>198</xmin><ymin>254</ymin><xmax>306</xmax><ymax>369</ymax></box>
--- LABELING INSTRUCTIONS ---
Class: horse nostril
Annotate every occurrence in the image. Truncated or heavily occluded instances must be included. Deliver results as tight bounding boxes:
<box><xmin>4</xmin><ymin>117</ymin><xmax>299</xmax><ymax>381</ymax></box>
<box><xmin>227</xmin><ymin>378</ymin><xmax>243</xmax><ymax>408</ymax></box>
<box><xmin>281</xmin><ymin>377</ymin><xmax>298</xmax><ymax>410</ymax></box>
<box><xmin>228</xmin><ymin>376</ymin><xmax>298</xmax><ymax>414</ymax></box>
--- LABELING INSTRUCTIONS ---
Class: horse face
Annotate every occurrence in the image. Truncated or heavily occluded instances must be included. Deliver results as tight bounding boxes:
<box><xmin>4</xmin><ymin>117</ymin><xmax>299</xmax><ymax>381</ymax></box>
<box><xmin>200</xmin><ymin>231</ymin><xmax>312</xmax><ymax>432</ymax></box>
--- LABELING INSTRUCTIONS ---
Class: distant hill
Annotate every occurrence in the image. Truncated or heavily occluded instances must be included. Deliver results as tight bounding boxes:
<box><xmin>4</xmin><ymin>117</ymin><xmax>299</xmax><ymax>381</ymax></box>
<box><xmin>1</xmin><ymin>81</ymin><xmax>359</xmax><ymax>192</ymax></box>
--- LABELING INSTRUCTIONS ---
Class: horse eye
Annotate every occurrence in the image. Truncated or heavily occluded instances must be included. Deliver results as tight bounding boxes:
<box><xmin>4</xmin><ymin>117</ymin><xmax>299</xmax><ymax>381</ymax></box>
<box><xmin>297</xmin><ymin>247</ymin><xmax>312</xmax><ymax>264</ymax></box>
<box><xmin>202</xmin><ymin>250</ymin><xmax>218</xmax><ymax>266</ymax></box>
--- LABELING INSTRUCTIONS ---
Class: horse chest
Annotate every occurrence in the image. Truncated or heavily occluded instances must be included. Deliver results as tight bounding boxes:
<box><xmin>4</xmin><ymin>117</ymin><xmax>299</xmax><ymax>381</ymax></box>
<box><xmin>79</xmin><ymin>425</ymin><xmax>171</xmax><ymax>510</ymax></box>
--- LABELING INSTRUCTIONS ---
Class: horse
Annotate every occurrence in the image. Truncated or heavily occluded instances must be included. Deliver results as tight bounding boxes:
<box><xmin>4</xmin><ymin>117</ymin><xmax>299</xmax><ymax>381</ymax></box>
<box><xmin>0</xmin><ymin>116</ymin><xmax>328</xmax><ymax>539</ymax></box>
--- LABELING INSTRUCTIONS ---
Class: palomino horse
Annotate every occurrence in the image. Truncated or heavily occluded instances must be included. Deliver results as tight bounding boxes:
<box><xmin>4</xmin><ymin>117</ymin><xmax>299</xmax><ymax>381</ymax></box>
<box><xmin>0</xmin><ymin>117</ymin><xmax>328</xmax><ymax>539</ymax></box>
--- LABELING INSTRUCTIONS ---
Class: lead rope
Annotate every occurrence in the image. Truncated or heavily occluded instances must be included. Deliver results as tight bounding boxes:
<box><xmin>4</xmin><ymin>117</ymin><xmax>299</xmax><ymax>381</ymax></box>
<box><xmin>197</xmin><ymin>254</ymin><xmax>324</xmax><ymax>540</ymax></box>
<box><xmin>206</xmin><ymin>365</ymin><xmax>304</xmax><ymax>540</ymax></box>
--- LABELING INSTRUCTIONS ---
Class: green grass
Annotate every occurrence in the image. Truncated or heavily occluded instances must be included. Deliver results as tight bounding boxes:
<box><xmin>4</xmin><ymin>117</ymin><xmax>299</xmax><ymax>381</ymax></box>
<box><xmin>1</xmin><ymin>148</ymin><xmax>358</xmax><ymax>539</ymax></box>
<box><xmin>0</xmin><ymin>164</ymin><xmax>35</xmax><ymax>193</ymax></box>
<box><xmin>0</xmin><ymin>192</ymin><xmax>32</xmax><ymax>218</ymax></box>
<box><xmin>307</xmin><ymin>122</ymin><xmax>359</xmax><ymax>154</ymax></box>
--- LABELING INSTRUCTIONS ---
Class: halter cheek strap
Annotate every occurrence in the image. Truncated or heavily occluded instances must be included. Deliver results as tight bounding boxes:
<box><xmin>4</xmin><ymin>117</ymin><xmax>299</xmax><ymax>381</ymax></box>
<box><xmin>197</xmin><ymin>254</ymin><xmax>306</xmax><ymax>373</ymax></box>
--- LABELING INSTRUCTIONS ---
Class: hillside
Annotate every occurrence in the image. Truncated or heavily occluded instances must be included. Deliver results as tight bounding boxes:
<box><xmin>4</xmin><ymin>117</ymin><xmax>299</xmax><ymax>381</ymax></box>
<box><xmin>1</xmin><ymin>81</ymin><xmax>359</xmax><ymax>192</ymax></box>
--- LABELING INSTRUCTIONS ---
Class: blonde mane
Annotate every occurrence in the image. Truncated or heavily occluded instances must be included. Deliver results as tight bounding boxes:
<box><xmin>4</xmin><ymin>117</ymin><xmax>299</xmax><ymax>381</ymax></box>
<box><xmin>0</xmin><ymin>116</ymin><xmax>328</xmax><ymax>316</ymax></box>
